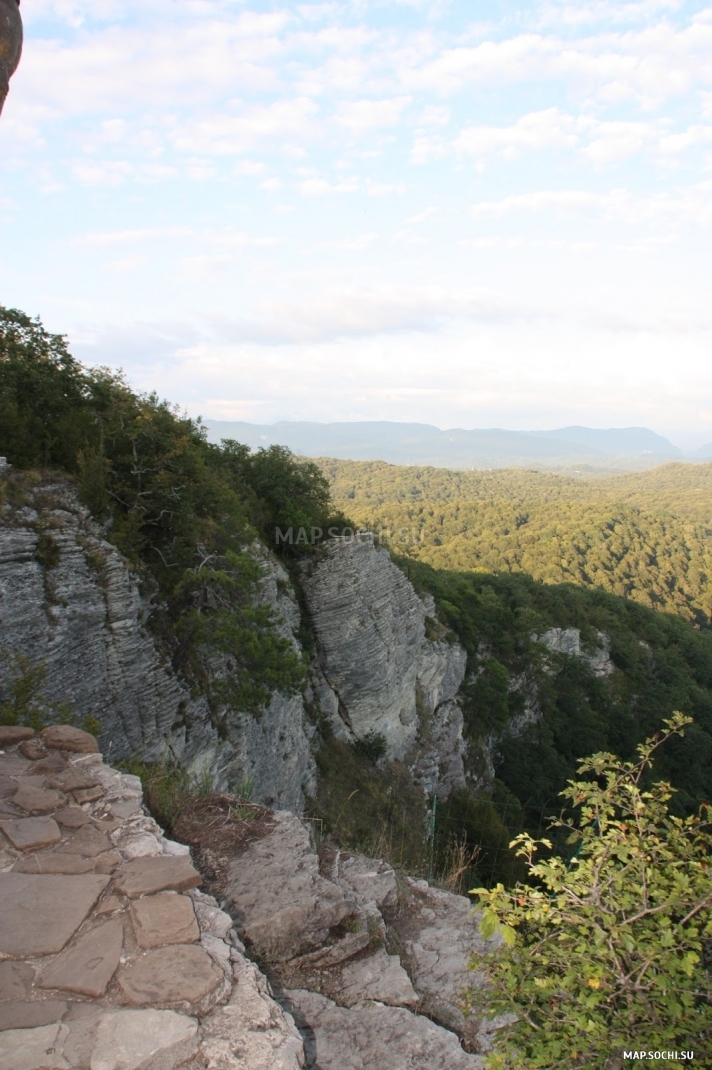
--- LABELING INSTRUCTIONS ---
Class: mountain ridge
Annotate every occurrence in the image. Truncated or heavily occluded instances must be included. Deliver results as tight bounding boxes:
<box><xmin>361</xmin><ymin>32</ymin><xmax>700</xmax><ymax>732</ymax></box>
<box><xmin>202</xmin><ymin>420</ymin><xmax>684</xmax><ymax>470</ymax></box>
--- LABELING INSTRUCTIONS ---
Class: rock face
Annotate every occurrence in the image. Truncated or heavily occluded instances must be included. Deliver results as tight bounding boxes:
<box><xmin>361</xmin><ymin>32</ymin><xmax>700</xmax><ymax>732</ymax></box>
<box><xmin>301</xmin><ymin>535</ymin><xmax>467</xmax><ymax>793</ymax></box>
<box><xmin>284</xmin><ymin>989</ymin><xmax>484</xmax><ymax>1070</ymax></box>
<box><xmin>0</xmin><ymin>481</ymin><xmax>316</xmax><ymax>811</ymax></box>
<box><xmin>219</xmin><ymin>809</ymin><xmax>498</xmax><ymax>1063</ymax></box>
<box><xmin>0</xmin><ymin>0</ymin><xmax>22</xmax><ymax>117</ymax></box>
<box><xmin>0</xmin><ymin>732</ymin><xmax>304</xmax><ymax>1070</ymax></box>
<box><xmin>1</xmin><ymin>483</ymin><xmax>468</xmax><ymax>807</ymax></box>
<box><xmin>536</xmin><ymin>627</ymin><xmax>615</xmax><ymax>677</ymax></box>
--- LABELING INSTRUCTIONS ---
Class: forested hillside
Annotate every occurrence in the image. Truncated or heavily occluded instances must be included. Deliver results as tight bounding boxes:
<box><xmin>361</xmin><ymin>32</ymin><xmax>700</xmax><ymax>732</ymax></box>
<box><xmin>4</xmin><ymin>305</ymin><xmax>712</xmax><ymax>894</ymax></box>
<box><xmin>0</xmin><ymin>306</ymin><xmax>345</xmax><ymax>716</ymax></box>
<box><xmin>320</xmin><ymin>459</ymin><xmax>712</xmax><ymax>626</ymax></box>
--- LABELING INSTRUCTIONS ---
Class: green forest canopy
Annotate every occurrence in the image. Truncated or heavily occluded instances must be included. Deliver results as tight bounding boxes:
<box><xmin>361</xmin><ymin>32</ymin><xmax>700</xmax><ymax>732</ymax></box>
<box><xmin>4</xmin><ymin>306</ymin><xmax>712</xmax><ymax>891</ymax></box>
<box><xmin>0</xmin><ymin>306</ymin><xmax>345</xmax><ymax>717</ymax></box>
<box><xmin>320</xmin><ymin>457</ymin><xmax>712</xmax><ymax>626</ymax></box>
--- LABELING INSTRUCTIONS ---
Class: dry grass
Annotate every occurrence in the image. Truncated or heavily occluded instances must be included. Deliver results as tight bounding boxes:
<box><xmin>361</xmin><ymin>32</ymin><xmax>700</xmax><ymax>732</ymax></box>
<box><xmin>172</xmin><ymin>793</ymin><xmax>276</xmax><ymax>895</ymax></box>
<box><xmin>439</xmin><ymin>830</ymin><xmax>481</xmax><ymax>894</ymax></box>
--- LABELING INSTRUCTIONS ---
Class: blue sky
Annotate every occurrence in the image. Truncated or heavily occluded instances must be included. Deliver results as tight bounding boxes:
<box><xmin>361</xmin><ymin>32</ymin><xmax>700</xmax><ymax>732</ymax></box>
<box><xmin>2</xmin><ymin>1</ymin><xmax>712</xmax><ymax>444</ymax></box>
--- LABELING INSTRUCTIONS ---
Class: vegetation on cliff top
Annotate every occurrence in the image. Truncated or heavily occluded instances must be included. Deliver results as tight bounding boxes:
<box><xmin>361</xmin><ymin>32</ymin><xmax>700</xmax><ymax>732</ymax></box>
<box><xmin>0</xmin><ymin>306</ymin><xmax>344</xmax><ymax>717</ymax></box>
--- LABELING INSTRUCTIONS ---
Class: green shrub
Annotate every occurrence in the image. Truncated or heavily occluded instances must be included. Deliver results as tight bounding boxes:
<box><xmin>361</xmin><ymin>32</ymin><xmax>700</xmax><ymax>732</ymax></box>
<box><xmin>467</xmin><ymin>713</ymin><xmax>712</xmax><ymax>1069</ymax></box>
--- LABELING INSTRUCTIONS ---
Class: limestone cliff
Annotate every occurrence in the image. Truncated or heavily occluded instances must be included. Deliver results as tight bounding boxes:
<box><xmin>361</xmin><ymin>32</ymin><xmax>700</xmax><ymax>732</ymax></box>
<box><xmin>1</xmin><ymin>482</ymin><xmax>468</xmax><ymax>807</ymax></box>
<box><xmin>0</xmin><ymin>480</ymin><xmax>316</xmax><ymax>811</ymax></box>
<box><xmin>301</xmin><ymin>534</ymin><xmax>467</xmax><ymax>795</ymax></box>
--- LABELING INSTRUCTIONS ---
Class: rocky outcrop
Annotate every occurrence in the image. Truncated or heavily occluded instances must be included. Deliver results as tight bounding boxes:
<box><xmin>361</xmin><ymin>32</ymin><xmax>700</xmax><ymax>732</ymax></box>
<box><xmin>0</xmin><ymin>0</ymin><xmax>23</xmax><ymax>117</ymax></box>
<box><xmin>283</xmin><ymin>989</ymin><xmax>484</xmax><ymax>1070</ymax></box>
<box><xmin>0</xmin><ymin>729</ymin><xmax>505</xmax><ymax>1069</ymax></box>
<box><xmin>215</xmin><ymin>808</ymin><xmax>498</xmax><ymax>1063</ymax></box>
<box><xmin>1</xmin><ymin>483</ymin><xmax>467</xmax><ymax>808</ymax></box>
<box><xmin>301</xmin><ymin>535</ymin><xmax>468</xmax><ymax>794</ymax></box>
<box><xmin>0</xmin><ymin>727</ymin><xmax>304</xmax><ymax>1070</ymax></box>
<box><xmin>0</xmin><ymin>480</ymin><xmax>316</xmax><ymax>811</ymax></box>
<box><xmin>536</xmin><ymin>627</ymin><xmax>615</xmax><ymax>677</ymax></box>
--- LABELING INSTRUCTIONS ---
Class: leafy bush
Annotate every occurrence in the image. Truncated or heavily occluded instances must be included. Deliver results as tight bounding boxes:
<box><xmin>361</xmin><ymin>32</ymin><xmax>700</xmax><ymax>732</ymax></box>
<box><xmin>0</xmin><ymin>305</ymin><xmax>351</xmax><ymax>715</ymax></box>
<box><xmin>467</xmin><ymin>713</ymin><xmax>712</xmax><ymax>1069</ymax></box>
<box><xmin>353</xmin><ymin>729</ymin><xmax>388</xmax><ymax>763</ymax></box>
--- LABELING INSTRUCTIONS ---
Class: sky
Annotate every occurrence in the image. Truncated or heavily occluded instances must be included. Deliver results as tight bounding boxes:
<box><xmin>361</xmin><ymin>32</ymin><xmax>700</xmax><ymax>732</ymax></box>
<box><xmin>1</xmin><ymin>1</ymin><xmax>712</xmax><ymax>446</ymax></box>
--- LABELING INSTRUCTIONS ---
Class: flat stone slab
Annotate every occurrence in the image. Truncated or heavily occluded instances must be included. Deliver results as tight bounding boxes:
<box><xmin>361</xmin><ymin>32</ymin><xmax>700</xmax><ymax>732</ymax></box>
<box><xmin>0</xmin><ymin>776</ymin><xmax>17</xmax><ymax>799</ymax></box>
<box><xmin>27</xmin><ymin>752</ymin><xmax>67</xmax><ymax>774</ymax></box>
<box><xmin>56</xmin><ymin>824</ymin><xmax>111</xmax><ymax>857</ymax></box>
<box><xmin>11</xmin><ymin>781</ymin><xmax>63</xmax><ymax>814</ymax></box>
<box><xmin>130</xmin><ymin>892</ymin><xmax>199</xmax><ymax>948</ymax></box>
<box><xmin>0</xmin><ymin>1001</ymin><xmax>67</xmax><ymax>1033</ymax></box>
<box><xmin>13</xmin><ymin>852</ymin><xmax>94</xmax><ymax>874</ymax></box>
<box><xmin>113</xmin><ymin>855</ymin><xmax>201</xmax><ymax>899</ymax></box>
<box><xmin>0</xmin><ymin>727</ymin><xmax>34</xmax><ymax>746</ymax></box>
<box><xmin>90</xmin><ymin>1008</ymin><xmax>200</xmax><ymax>1070</ymax></box>
<box><xmin>0</xmin><ymin>873</ymin><xmax>109</xmax><ymax>956</ymax></box>
<box><xmin>46</xmin><ymin>767</ymin><xmax>99</xmax><ymax>793</ymax></box>
<box><xmin>41</xmin><ymin>725</ymin><xmax>99</xmax><ymax>754</ymax></box>
<box><xmin>0</xmin><ymin>961</ymin><xmax>33</xmax><ymax>1001</ymax></box>
<box><xmin>18</xmin><ymin>738</ymin><xmax>48</xmax><ymax>761</ymax></box>
<box><xmin>54</xmin><ymin>806</ymin><xmax>91</xmax><ymax>828</ymax></box>
<box><xmin>40</xmin><ymin>919</ymin><xmax>123</xmax><ymax>998</ymax></box>
<box><xmin>94</xmin><ymin>849</ymin><xmax>123</xmax><ymax>874</ymax></box>
<box><xmin>0</xmin><ymin>754</ymin><xmax>30</xmax><ymax>776</ymax></box>
<box><xmin>72</xmin><ymin>785</ymin><xmax>104</xmax><ymax>804</ymax></box>
<box><xmin>118</xmin><ymin>944</ymin><xmax>222</xmax><ymax>1006</ymax></box>
<box><xmin>0</xmin><ymin>816</ymin><xmax>61</xmax><ymax>852</ymax></box>
<box><xmin>0</xmin><ymin>1021</ymin><xmax>69</xmax><ymax>1069</ymax></box>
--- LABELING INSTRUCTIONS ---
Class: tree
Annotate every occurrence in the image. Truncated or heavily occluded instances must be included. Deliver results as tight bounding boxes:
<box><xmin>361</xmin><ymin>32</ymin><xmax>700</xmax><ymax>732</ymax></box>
<box><xmin>0</xmin><ymin>306</ymin><xmax>93</xmax><ymax>470</ymax></box>
<box><xmin>466</xmin><ymin>711</ymin><xmax>712</xmax><ymax>1069</ymax></box>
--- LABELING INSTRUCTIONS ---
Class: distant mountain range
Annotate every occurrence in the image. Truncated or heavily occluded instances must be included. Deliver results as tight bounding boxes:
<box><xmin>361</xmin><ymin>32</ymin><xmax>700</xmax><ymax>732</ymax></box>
<box><xmin>201</xmin><ymin>420</ymin><xmax>707</xmax><ymax>471</ymax></box>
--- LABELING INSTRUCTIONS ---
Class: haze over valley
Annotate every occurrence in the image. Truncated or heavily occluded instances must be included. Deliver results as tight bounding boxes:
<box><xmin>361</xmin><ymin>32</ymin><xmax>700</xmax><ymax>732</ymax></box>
<box><xmin>204</xmin><ymin>419</ymin><xmax>712</xmax><ymax>473</ymax></box>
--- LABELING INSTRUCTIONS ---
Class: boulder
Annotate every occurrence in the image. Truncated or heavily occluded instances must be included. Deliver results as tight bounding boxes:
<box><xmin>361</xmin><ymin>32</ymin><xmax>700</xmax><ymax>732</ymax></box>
<box><xmin>223</xmin><ymin>812</ymin><xmax>356</xmax><ymax>962</ymax></box>
<box><xmin>283</xmin><ymin>988</ymin><xmax>485</xmax><ymax>1069</ymax></box>
<box><xmin>41</xmin><ymin>725</ymin><xmax>99</xmax><ymax>755</ymax></box>
<box><xmin>0</xmin><ymin>727</ymin><xmax>34</xmax><ymax>746</ymax></box>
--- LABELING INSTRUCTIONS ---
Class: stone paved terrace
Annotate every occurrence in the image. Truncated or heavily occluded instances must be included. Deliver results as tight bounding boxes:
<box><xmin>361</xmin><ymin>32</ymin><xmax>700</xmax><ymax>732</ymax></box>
<box><xmin>0</xmin><ymin>724</ymin><xmax>305</xmax><ymax>1070</ymax></box>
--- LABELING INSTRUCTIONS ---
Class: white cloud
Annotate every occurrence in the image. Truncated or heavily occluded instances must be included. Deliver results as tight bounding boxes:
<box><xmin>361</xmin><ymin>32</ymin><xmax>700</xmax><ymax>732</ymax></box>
<box><xmin>176</xmin><ymin>254</ymin><xmax>233</xmax><ymax>282</ymax></box>
<box><xmin>77</xmin><ymin>226</ymin><xmax>193</xmax><ymax>247</ymax></box>
<box><xmin>337</xmin><ymin>96</ymin><xmax>412</xmax><ymax>133</ymax></box>
<box><xmin>582</xmin><ymin>120</ymin><xmax>658</xmax><ymax>163</ymax></box>
<box><xmin>170</xmin><ymin>98</ymin><xmax>320</xmax><ymax>156</ymax></box>
<box><xmin>455</xmin><ymin>109</ymin><xmax>580</xmax><ymax>161</ymax></box>
<box><xmin>410</xmin><ymin>134</ymin><xmax>446</xmax><ymax>164</ymax></box>
<box><xmin>299</xmin><ymin>176</ymin><xmax>360</xmax><ymax>195</ymax></box>
<box><xmin>454</xmin><ymin>111</ymin><xmax>702</xmax><ymax>166</ymax></box>
<box><xmin>469</xmin><ymin>183</ymin><xmax>712</xmax><ymax>225</ymax></box>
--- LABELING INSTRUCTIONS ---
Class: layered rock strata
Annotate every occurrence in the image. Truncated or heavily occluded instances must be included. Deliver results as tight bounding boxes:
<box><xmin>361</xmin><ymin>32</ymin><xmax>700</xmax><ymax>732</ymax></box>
<box><xmin>301</xmin><ymin>535</ymin><xmax>468</xmax><ymax>793</ymax></box>
<box><xmin>1</xmin><ymin>482</ymin><xmax>469</xmax><ymax>808</ymax></box>
<box><xmin>0</xmin><ymin>480</ymin><xmax>316</xmax><ymax>810</ymax></box>
<box><xmin>0</xmin><ymin>725</ymin><xmax>305</xmax><ymax>1070</ymax></box>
